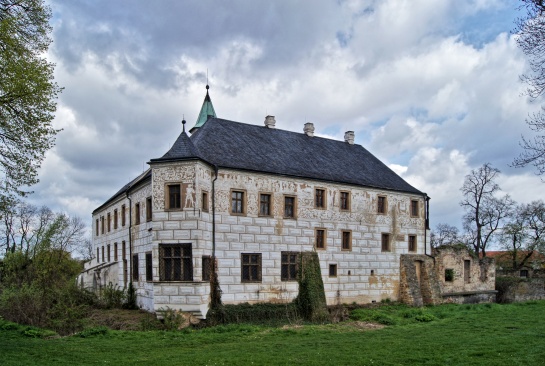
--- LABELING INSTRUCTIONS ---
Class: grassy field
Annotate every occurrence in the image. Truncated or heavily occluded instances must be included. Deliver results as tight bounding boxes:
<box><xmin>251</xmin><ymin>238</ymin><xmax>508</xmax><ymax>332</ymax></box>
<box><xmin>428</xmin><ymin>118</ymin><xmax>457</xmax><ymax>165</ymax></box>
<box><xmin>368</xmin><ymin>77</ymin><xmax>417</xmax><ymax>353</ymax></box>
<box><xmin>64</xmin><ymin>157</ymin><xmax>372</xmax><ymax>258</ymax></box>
<box><xmin>1</xmin><ymin>301</ymin><xmax>544</xmax><ymax>365</ymax></box>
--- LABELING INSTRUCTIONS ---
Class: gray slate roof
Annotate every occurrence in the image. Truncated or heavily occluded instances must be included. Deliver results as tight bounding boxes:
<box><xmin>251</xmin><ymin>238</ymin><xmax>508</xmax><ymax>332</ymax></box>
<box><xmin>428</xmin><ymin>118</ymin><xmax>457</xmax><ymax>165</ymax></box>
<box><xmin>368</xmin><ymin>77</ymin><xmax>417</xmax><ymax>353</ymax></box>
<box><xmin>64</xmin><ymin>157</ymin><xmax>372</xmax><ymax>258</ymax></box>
<box><xmin>150</xmin><ymin>118</ymin><xmax>423</xmax><ymax>195</ymax></box>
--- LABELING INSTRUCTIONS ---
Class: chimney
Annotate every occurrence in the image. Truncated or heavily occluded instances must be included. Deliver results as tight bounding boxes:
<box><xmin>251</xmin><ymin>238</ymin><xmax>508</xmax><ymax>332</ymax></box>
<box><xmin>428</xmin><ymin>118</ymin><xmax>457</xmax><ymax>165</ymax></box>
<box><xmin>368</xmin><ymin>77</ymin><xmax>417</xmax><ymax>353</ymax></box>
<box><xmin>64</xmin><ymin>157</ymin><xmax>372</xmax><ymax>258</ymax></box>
<box><xmin>264</xmin><ymin>115</ymin><xmax>276</xmax><ymax>128</ymax></box>
<box><xmin>344</xmin><ymin>131</ymin><xmax>355</xmax><ymax>145</ymax></box>
<box><xmin>304</xmin><ymin>122</ymin><xmax>315</xmax><ymax>137</ymax></box>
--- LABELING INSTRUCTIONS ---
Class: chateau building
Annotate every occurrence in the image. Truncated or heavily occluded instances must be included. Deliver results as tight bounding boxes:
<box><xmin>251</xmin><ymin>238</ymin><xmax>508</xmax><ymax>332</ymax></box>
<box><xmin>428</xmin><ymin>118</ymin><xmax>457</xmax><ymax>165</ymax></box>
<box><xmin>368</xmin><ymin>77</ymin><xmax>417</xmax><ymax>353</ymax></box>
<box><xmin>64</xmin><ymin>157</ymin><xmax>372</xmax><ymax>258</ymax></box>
<box><xmin>80</xmin><ymin>87</ymin><xmax>431</xmax><ymax>317</ymax></box>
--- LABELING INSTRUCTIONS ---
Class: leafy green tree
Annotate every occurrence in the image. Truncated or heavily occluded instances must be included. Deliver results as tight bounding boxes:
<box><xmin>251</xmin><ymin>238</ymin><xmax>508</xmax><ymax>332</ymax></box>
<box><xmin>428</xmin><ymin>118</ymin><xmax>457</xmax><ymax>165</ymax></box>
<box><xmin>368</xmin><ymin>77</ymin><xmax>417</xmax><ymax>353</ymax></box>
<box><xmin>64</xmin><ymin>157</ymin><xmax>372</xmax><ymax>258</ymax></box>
<box><xmin>0</xmin><ymin>0</ymin><xmax>61</xmax><ymax>200</ymax></box>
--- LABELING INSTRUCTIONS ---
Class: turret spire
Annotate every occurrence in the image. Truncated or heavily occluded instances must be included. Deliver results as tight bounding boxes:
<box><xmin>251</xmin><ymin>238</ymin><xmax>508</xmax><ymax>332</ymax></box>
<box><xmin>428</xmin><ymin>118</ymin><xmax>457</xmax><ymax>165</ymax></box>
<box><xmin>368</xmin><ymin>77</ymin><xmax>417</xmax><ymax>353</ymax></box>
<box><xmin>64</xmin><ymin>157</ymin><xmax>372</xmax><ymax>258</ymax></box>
<box><xmin>189</xmin><ymin>83</ymin><xmax>217</xmax><ymax>134</ymax></box>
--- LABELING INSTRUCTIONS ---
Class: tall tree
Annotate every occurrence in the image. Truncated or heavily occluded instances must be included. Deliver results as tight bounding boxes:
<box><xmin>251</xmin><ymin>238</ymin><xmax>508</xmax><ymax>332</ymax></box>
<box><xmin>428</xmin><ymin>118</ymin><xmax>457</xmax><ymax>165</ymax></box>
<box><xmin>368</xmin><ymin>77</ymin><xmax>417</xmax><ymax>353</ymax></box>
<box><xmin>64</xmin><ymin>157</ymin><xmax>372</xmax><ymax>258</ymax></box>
<box><xmin>460</xmin><ymin>163</ymin><xmax>515</xmax><ymax>258</ymax></box>
<box><xmin>501</xmin><ymin>200</ymin><xmax>545</xmax><ymax>270</ymax></box>
<box><xmin>0</xmin><ymin>0</ymin><xmax>61</xmax><ymax>200</ymax></box>
<box><xmin>513</xmin><ymin>1</ymin><xmax>545</xmax><ymax>175</ymax></box>
<box><xmin>430</xmin><ymin>223</ymin><xmax>460</xmax><ymax>249</ymax></box>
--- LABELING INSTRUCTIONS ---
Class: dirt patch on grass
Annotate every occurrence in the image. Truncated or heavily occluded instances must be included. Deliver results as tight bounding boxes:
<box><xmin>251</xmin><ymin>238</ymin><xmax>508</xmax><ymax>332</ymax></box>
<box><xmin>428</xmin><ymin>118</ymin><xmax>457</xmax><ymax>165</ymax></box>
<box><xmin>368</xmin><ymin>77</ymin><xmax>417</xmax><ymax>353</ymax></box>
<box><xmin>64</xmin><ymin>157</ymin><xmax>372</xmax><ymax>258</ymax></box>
<box><xmin>344</xmin><ymin>321</ymin><xmax>385</xmax><ymax>331</ymax></box>
<box><xmin>86</xmin><ymin>309</ymin><xmax>162</xmax><ymax>331</ymax></box>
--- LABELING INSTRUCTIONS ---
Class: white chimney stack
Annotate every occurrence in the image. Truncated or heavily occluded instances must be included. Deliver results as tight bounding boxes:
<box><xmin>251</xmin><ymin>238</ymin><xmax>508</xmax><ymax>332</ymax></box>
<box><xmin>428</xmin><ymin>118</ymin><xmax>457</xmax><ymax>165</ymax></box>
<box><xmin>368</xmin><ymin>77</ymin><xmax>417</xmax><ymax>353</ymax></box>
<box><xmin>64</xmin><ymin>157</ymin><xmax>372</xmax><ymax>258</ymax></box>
<box><xmin>264</xmin><ymin>115</ymin><xmax>276</xmax><ymax>128</ymax></box>
<box><xmin>344</xmin><ymin>131</ymin><xmax>355</xmax><ymax>145</ymax></box>
<box><xmin>304</xmin><ymin>122</ymin><xmax>315</xmax><ymax>137</ymax></box>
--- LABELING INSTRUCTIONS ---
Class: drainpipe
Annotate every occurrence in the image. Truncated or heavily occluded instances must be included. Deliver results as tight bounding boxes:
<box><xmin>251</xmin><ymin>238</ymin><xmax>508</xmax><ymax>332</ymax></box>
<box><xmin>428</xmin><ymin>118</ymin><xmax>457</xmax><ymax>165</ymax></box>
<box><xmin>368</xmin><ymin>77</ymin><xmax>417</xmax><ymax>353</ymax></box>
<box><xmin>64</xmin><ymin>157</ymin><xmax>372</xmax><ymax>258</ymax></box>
<box><xmin>424</xmin><ymin>194</ymin><xmax>434</xmax><ymax>261</ymax></box>
<box><xmin>126</xmin><ymin>190</ymin><xmax>132</xmax><ymax>282</ymax></box>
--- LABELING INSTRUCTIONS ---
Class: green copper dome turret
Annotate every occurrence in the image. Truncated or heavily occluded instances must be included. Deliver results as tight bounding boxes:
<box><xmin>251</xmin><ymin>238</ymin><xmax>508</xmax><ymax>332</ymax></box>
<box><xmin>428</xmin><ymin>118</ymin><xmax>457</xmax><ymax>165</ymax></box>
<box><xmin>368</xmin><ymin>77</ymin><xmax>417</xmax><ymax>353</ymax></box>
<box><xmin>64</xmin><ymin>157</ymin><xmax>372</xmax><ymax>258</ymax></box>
<box><xmin>189</xmin><ymin>84</ymin><xmax>216</xmax><ymax>134</ymax></box>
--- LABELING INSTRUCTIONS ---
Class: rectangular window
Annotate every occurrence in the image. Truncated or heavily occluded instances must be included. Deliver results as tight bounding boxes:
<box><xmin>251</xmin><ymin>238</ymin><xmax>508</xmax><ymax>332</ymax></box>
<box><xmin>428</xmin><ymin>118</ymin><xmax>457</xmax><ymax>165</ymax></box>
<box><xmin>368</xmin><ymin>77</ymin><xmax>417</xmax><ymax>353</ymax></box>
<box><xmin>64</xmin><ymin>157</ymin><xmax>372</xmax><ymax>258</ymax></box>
<box><xmin>202</xmin><ymin>256</ymin><xmax>211</xmax><ymax>281</ymax></box>
<box><xmin>159</xmin><ymin>244</ymin><xmax>193</xmax><ymax>281</ymax></box>
<box><xmin>520</xmin><ymin>270</ymin><xmax>529</xmax><ymax>278</ymax></box>
<box><xmin>145</xmin><ymin>252</ymin><xmax>153</xmax><ymax>282</ymax></box>
<box><xmin>168</xmin><ymin>184</ymin><xmax>181</xmax><ymax>209</ymax></box>
<box><xmin>95</xmin><ymin>219</ymin><xmax>99</xmax><ymax>236</ymax></box>
<box><xmin>114</xmin><ymin>209</ymin><xmax>118</xmax><ymax>229</ymax></box>
<box><xmin>132</xmin><ymin>254</ymin><xmax>139</xmax><ymax>281</ymax></box>
<box><xmin>342</xmin><ymin>231</ymin><xmax>352</xmax><ymax>251</ymax></box>
<box><xmin>408</xmin><ymin>235</ymin><xmax>417</xmax><ymax>252</ymax></box>
<box><xmin>121</xmin><ymin>205</ymin><xmax>126</xmax><ymax>227</ymax></box>
<box><xmin>101</xmin><ymin>216</ymin><xmax>105</xmax><ymax>234</ymax></box>
<box><xmin>241</xmin><ymin>253</ymin><xmax>262</xmax><ymax>282</ymax></box>
<box><xmin>445</xmin><ymin>268</ymin><xmax>454</xmax><ymax>282</ymax></box>
<box><xmin>146</xmin><ymin>197</ymin><xmax>152</xmax><ymax>222</ymax></box>
<box><xmin>102</xmin><ymin>246</ymin><xmax>105</xmax><ymax>262</ymax></box>
<box><xmin>122</xmin><ymin>241</ymin><xmax>126</xmax><ymax>260</ymax></box>
<box><xmin>381</xmin><ymin>233</ymin><xmax>390</xmax><ymax>252</ymax></box>
<box><xmin>114</xmin><ymin>242</ymin><xmax>118</xmax><ymax>261</ymax></box>
<box><xmin>231</xmin><ymin>190</ymin><xmax>245</xmax><ymax>214</ymax></box>
<box><xmin>329</xmin><ymin>264</ymin><xmax>337</xmax><ymax>277</ymax></box>
<box><xmin>411</xmin><ymin>200</ymin><xmax>419</xmax><ymax>217</ymax></box>
<box><xmin>340</xmin><ymin>191</ymin><xmax>350</xmax><ymax>211</ymax></box>
<box><xmin>123</xmin><ymin>260</ymin><xmax>128</xmax><ymax>286</ymax></box>
<box><xmin>315</xmin><ymin>188</ymin><xmax>326</xmax><ymax>209</ymax></box>
<box><xmin>202</xmin><ymin>192</ymin><xmax>209</xmax><ymax>212</ymax></box>
<box><xmin>107</xmin><ymin>213</ymin><xmax>111</xmax><ymax>232</ymax></box>
<box><xmin>107</xmin><ymin>244</ymin><xmax>111</xmax><ymax>262</ymax></box>
<box><xmin>378</xmin><ymin>196</ymin><xmax>387</xmax><ymax>214</ymax></box>
<box><xmin>135</xmin><ymin>203</ymin><xmax>140</xmax><ymax>225</ymax></box>
<box><xmin>315</xmin><ymin>229</ymin><xmax>326</xmax><ymax>250</ymax></box>
<box><xmin>259</xmin><ymin>193</ymin><xmax>271</xmax><ymax>216</ymax></box>
<box><xmin>464</xmin><ymin>260</ymin><xmax>471</xmax><ymax>284</ymax></box>
<box><xmin>284</xmin><ymin>196</ymin><xmax>296</xmax><ymax>218</ymax></box>
<box><xmin>281</xmin><ymin>252</ymin><xmax>299</xmax><ymax>281</ymax></box>
<box><xmin>96</xmin><ymin>248</ymin><xmax>100</xmax><ymax>263</ymax></box>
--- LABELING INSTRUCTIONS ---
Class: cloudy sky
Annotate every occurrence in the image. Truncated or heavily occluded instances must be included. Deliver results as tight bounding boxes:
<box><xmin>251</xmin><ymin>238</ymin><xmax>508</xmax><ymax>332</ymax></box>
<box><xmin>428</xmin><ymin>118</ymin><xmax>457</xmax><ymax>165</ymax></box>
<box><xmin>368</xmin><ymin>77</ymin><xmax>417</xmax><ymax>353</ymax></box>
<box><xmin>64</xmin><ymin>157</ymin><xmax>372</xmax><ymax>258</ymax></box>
<box><xmin>32</xmin><ymin>0</ymin><xmax>543</xmax><ymax>233</ymax></box>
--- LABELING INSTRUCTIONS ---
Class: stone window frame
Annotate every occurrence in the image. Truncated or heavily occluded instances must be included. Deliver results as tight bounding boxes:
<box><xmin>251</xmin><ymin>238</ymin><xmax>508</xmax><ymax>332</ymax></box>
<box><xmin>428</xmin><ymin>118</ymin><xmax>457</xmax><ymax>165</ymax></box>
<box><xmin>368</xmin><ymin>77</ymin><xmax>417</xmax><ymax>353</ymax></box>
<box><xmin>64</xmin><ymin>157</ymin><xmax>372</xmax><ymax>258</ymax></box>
<box><xmin>341</xmin><ymin>230</ymin><xmax>352</xmax><ymax>251</ymax></box>
<box><xmin>329</xmin><ymin>263</ymin><xmax>338</xmax><ymax>277</ymax></box>
<box><xmin>121</xmin><ymin>204</ymin><xmax>126</xmax><ymax>227</ymax></box>
<box><xmin>201</xmin><ymin>191</ymin><xmax>209</xmax><ymax>212</ymax></box>
<box><xmin>158</xmin><ymin>243</ymin><xmax>193</xmax><ymax>282</ymax></box>
<box><xmin>145</xmin><ymin>252</ymin><xmax>153</xmax><ymax>282</ymax></box>
<box><xmin>165</xmin><ymin>183</ymin><xmax>182</xmax><ymax>211</ymax></box>
<box><xmin>377</xmin><ymin>196</ymin><xmax>387</xmax><ymax>214</ymax></box>
<box><xmin>340</xmin><ymin>191</ymin><xmax>351</xmax><ymax>211</ymax></box>
<box><xmin>132</xmin><ymin>253</ymin><xmax>139</xmax><ymax>281</ymax></box>
<box><xmin>95</xmin><ymin>218</ymin><xmax>99</xmax><ymax>236</ymax></box>
<box><xmin>146</xmin><ymin>196</ymin><xmax>152</xmax><ymax>222</ymax></box>
<box><xmin>408</xmin><ymin>235</ymin><xmax>417</xmax><ymax>252</ymax></box>
<box><xmin>96</xmin><ymin>247</ymin><xmax>99</xmax><ymax>263</ymax></box>
<box><xmin>107</xmin><ymin>212</ymin><xmax>111</xmax><ymax>232</ymax></box>
<box><xmin>114</xmin><ymin>242</ymin><xmax>118</xmax><ymax>261</ymax></box>
<box><xmin>381</xmin><ymin>232</ymin><xmax>391</xmax><ymax>252</ymax></box>
<box><xmin>113</xmin><ymin>209</ymin><xmax>118</xmax><ymax>229</ymax></box>
<box><xmin>122</xmin><ymin>241</ymin><xmax>126</xmax><ymax>260</ymax></box>
<box><xmin>101</xmin><ymin>216</ymin><xmax>105</xmax><ymax>234</ymax></box>
<box><xmin>283</xmin><ymin>195</ymin><xmax>297</xmax><ymax>219</ymax></box>
<box><xmin>202</xmin><ymin>255</ymin><xmax>211</xmax><ymax>281</ymax></box>
<box><xmin>241</xmin><ymin>253</ymin><xmax>262</xmax><ymax>283</ymax></box>
<box><xmin>410</xmin><ymin>199</ymin><xmax>419</xmax><ymax>217</ymax></box>
<box><xmin>107</xmin><ymin>244</ymin><xmax>111</xmax><ymax>262</ymax></box>
<box><xmin>315</xmin><ymin>228</ymin><xmax>327</xmax><ymax>250</ymax></box>
<box><xmin>258</xmin><ymin>192</ymin><xmax>273</xmax><ymax>217</ymax></box>
<box><xmin>281</xmin><ymin>251</ymin><xmax>300</xmax><ymax>281</ymax></box>
<box><xmin>315</xmin><ymin>188</ymin><xmax>327</xmax><ymax>209</ymax></box>
<box><xmin>102</xmin><ymin>246</ymin><xmax>105</xmax><ymax>262</ymax></box>
<box><xmin>230</xmin><ymin>189</ymin><xmax>247</xmax><ymax>216</ymax></box>
<box><xmin>134</xmin><ymin>203</ymin><xmax>141</xmax><ymax>225</ymax></box>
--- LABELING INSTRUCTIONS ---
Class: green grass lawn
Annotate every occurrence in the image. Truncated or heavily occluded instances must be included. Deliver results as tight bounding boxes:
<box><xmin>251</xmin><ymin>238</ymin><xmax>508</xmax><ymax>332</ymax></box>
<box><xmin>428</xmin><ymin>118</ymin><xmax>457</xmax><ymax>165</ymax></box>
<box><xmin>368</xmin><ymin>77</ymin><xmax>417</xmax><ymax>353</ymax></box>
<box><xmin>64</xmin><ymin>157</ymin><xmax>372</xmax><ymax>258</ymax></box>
<box><xmin>1</xmin><ymin>301</ymin><xmax>544</xmax><ymax>365</ymax></box>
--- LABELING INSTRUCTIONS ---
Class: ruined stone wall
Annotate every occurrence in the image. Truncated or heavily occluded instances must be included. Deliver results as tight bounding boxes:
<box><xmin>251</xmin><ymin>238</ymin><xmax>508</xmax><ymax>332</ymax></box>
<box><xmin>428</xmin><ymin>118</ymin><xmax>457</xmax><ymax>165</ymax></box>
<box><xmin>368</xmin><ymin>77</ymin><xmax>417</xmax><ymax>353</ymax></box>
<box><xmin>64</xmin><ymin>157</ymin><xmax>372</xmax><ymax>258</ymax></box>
<box><xmin>496</xmin><ymin>270</ymin><xmax>545</xmax><ymax>303</ymax></box>
<box><xmin>399</xmin><ymin>255</ymin><xmax>441</xmax><ymax>306</ymax></box>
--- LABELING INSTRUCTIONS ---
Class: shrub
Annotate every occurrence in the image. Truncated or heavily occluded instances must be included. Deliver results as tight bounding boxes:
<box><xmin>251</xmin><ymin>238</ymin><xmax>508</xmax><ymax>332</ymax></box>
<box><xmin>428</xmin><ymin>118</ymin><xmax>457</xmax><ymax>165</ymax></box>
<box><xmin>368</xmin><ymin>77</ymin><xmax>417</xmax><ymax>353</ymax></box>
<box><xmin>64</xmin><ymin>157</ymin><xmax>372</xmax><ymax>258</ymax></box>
<box><xmin>77</xmin><ymin>326</ymin><xmax>109</xmax><ymax>338</ymax></box>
